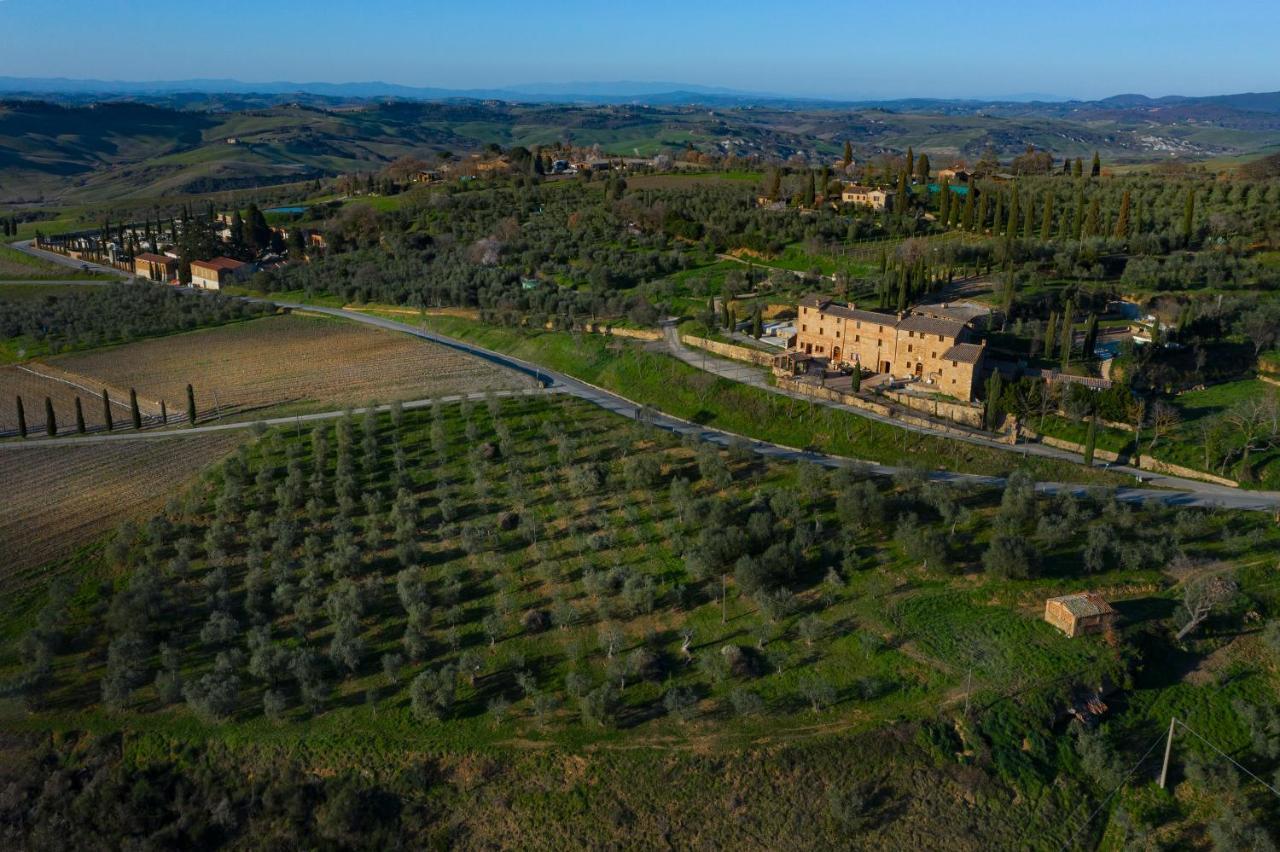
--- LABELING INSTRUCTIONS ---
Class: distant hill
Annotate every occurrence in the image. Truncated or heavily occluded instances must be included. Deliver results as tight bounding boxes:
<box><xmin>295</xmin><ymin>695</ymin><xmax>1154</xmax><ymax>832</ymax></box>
<box><xmin>2</xmin><ymin>89</ymin><xmax>1280</xmax><ymax>206</ymax></box>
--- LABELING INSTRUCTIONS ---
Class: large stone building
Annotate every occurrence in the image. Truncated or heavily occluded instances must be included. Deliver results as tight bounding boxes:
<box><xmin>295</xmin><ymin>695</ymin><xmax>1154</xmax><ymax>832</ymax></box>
<box><xmin>840</xmin><ymin>185</ymin><xmax>896</xmax><ymax>211</ymax></box>
<box><xmin>791</xmin><ymin>295</ymin><xmax>987</xmax><ymax>400</ymax></box>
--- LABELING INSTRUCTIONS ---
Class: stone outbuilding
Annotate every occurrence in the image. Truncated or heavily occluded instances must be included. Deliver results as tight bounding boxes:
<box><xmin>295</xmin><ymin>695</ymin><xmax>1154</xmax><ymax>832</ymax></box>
<box><xmin>1044</xmin><ymin>593</ymin><xmax>1118</xmax><ymax>638</ymax></box>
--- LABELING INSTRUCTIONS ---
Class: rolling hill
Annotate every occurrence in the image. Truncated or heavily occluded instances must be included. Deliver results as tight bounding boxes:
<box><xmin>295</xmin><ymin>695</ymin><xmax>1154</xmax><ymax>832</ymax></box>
<box><xmin>3</xmin><ymin>91</ymin><xmax>1280</xmax><ymax>205</ymax></box>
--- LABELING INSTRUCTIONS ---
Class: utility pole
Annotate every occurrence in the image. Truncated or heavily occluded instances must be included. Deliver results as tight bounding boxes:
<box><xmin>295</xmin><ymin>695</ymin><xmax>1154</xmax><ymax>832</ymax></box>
<box><xmin>1158</xmin><ymin>716</ymin><xmax>1177</xmax><ymax>789</ymax></box>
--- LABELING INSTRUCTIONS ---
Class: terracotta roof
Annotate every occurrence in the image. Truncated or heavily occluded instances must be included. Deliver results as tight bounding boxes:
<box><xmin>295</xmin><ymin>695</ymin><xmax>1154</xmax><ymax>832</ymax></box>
<box><xmin>134</xmin><ymin>253</ymin><xmax>174</xmax><ymax>265</ymax></box>
<box><xmin>191</xmin><ymin>257</ymin><xmax>246</xmax><ymax>272</ymax></box>
<box><xmin>1048</xmin><ymin>593</ymin><xmax>1115</xmax><ymax>619</ymax></box>
<box><xmin>942</xmin><ymin>342</ymin><xmax>985</xmax><ymax>364</ymax></box>
<box><xmin>916</xmin><ymin>301</ymin><xmax>989</xmax><ymax>324</ymax></box>
<box><xmin>898</xmin><ymin>314</ymin><xmax>968</xmax><ymax>338</ymax></box>
<box><xmin>1048</xmin><ymin>372</ymin><xmax>1112</xmax><ymax>390</ymax></box>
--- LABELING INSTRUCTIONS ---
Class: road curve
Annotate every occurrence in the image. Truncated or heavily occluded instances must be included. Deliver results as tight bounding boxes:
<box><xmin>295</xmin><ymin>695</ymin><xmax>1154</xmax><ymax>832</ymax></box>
<box><xmin>278</xmin><ymin>304</ymin><xmax>1280</xmax><ymax>513</ymax></box>
<box><xmin>6</xmin><ymin>240</ymin><xmax>1278</xmax><ymax>512</ymax></box>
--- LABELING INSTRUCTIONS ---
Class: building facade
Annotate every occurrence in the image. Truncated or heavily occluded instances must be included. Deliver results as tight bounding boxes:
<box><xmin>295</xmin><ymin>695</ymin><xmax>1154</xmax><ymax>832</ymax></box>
<box><xmin>840</xmin><ymin>185</ymin><xmax>895</xmax><ymax>211</ymax></box>
<box><xmin>190</xmin><ymin>257</ymin><xmax>249</xmax><ymax>291</ymax></box>
<box><xmin>793</xmin><ymin>295</ymin><xmax>986</xmax><ymax>400</ymax></box>
<box><xmin>134</xmin><ymin>252</ymin><xmax>177</xmax><ymax>282</ymax></box>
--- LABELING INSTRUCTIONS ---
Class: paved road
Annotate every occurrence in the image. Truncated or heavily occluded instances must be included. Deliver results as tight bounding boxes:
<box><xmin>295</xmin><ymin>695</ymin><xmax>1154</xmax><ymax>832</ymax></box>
<box><xmin>270</xmin><ymin>305</ymin><xmax>1280</xmax><ymax>512</ymax></box>
<box><xmin>656</xmin><ymin>323</ymin><xmax>1272</xmax><ymax>506</ymax></box>
<box><xmin>8</xmin><ymin>240</ymin><xmax>130</xmax><ymax>279</ymax></box>
<box><xmin>7</xmin><ymin>243</ymin><xmax>1278</xmax><ymax>512</ymax></box>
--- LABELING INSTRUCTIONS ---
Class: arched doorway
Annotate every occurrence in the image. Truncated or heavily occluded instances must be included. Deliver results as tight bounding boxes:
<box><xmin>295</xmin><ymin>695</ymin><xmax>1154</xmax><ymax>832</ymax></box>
<box><xmin>831</xmin><ymin>346</ymin><xmax>841</xmax><ymax>363</ymax></box>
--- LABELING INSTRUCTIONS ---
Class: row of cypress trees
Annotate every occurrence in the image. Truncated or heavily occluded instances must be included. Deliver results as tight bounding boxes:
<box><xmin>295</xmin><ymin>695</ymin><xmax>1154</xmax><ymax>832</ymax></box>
<box><xmin>11</xmin><ymin>384</ymin><xmax>198</xmax><ymax>438</ymax></box>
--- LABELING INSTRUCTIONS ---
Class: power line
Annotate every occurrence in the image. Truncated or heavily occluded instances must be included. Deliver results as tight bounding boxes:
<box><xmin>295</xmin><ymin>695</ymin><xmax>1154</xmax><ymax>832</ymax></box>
<box><xmin>1056</xmin><ymin>716</ymin><xmax>1280</xmax><ymax>851</ymax></box>
<box><xmin>1175</xmin><ymin>719</ymin><xmax>1280</xmax><ymax>800</ymax></box>
<box><xmin>1057</xmin><ymin>729</ymin><xmax>1167</xmax><ymax>851</ymax></box>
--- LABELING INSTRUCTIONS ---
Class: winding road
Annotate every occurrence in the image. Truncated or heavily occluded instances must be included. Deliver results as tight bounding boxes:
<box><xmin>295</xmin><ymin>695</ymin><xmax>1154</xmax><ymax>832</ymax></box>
<box><xmin>8</xmin><ymin>239</ymin><xmax>1280</xmax><ymax>512</ymax></box>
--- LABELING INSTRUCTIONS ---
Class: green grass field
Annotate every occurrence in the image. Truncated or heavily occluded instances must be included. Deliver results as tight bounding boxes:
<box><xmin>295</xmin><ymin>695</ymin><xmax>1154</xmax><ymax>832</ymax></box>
<box><xmin>3</xmin><ymin>388</ymin><xmax>1277</xmax><ymax>847</ymax></box>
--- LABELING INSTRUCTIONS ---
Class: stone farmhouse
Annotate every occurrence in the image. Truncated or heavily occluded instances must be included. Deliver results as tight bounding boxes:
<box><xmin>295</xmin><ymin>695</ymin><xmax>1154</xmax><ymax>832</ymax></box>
<box><xmin>785</xmin><ymin>295</ymin><xmax>988</xmax><ymax>401</ymax></box>
<box><xmin>1044</xmin><ymin>593</ymin><xmax>1118</xmax><ymax>638</ymax></box>
<box><xmin>840</xmin><ymin>184</ymin><xmax>896</xmax><ymax>211</ymax></box>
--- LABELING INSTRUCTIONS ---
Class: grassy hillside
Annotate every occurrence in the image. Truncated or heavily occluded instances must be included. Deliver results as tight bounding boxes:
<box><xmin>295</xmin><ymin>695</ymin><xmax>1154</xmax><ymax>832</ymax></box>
<box><xmin>1</xmin><ymin>392</ymin><xmax>1277</xmax><ymax>847</ymax></box>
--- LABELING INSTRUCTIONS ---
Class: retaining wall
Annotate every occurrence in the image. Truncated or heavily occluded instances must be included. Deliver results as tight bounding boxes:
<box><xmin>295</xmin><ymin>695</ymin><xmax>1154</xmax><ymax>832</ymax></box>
<box><xmin>882</xmin><ymin>390</ymin><xmax>984</xmax><ymax>428</ymax></box>
<box><xmin>680</xmin><ymin>335</ymin><xmax>775</xmax><ymax>367</ymax></box>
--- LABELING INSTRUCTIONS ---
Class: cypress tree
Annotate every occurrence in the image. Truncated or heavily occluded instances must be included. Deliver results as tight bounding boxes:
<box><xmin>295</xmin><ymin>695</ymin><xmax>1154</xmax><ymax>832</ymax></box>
<box><xmin>767</xmin><ymin>168</ymin><xmax>781</xmax><ymax>201</ymax></box>
<box><xmin>1083</xmin><ymin>416</ymin><xmax>1097</xmax><ymax>466</ymax></box>
<box><xmin>1006</xmin><ymin>189</ymin><xmax>1020</xmax><ymax>239</ymax></box>
<box><xmin>1083</xmin><ymin>197</ymin><xmax>1100</xmax><ymax>239</ymax></box>
<box><xmin>1059</xmin><ymin>301</ymin><xmax>1075</xmax><ymax>368</ymax></box>
<box><xmin>916</xmin><ymin>152</ymin><xmax>930</xmax><ymax>182</ymax></box>
<box><xmin>160</xmin><ymin>400</ymin><xmax>167</xmax><ymax>425</ymax></box>
<box><xmin>15</xmin><ymin>395</ymin><xmax>26</xmax><ymax>438</ymax></box>
<box><xmin>1114</xmin><ymin>189</ymin><xmax>1131</xmax><ymax>238</ymax></box>
<box><xmin>1061</xmin><ymin>157</ymin><xmax>1071</xmax><ymax>176</ymax></box>
<box><xmin>1041</xmin><ymin>188</ymin><xmax>1054</xmax><ymax>240</ymax></box>
<box><xmin>842</xmin><ymin>141</ymin><xmax>853</xmax><ymax>168</ymax></box>
<box><xmin>984</xmin><ymin>372</ymin><xmax>1005</xmax><ymax>431</ymax></box>
<box><xmin>74</xmin><ymin>397</ymin><xmax>86</xmax><ymax>433</ymax></box>
<box><xmin>1044</xmin><ymin>310</ymin><xmax>1058</xmax><ymax>357</ymax></box>
<box><xmin>44</xmin><ymin>397</ymin><xmax>56</xmax><ymax>437</ymax></box>
<box><xmin>1022</xmin><ymin>191</ymin><xmax>1036</xmax><ymax>238</ymax></box>
<box><xmin>1072</xmin><ymin>157</ymin><xmax>1083</xmax><ymax>178</ymax></box>
<box><xmin>102</xmin><ymin>389</ymin><xmax>113</xmax><ymax>431</ymax></box>
<box><xmin>851</xmin><ymin>366</ymin><xmax>862</xmax><ymax>392</ymax></box>
<box><xmin>961</xmin><ymin>180</ymin><xmax>975</xmax><ymax>229</ymax></box>
<box><xmin>751</xmin><ymin>306</ymin><xmax>763</xmax><ymax>339</ymax></box>
<box><xmin>186</xmin><ymin>384</ymin><xmax>197</xmax><ymax>425</ymax></box>
<box><xmin>1082</xmin><ymin>313</ymin><xmax>1100</xmax><ymax>359</ymax></box>
<box><xmin>939</xmin><ymin>180</ymin><xmax>951</xmax><ymax>223</ymax></box>
<box><xmin>992</xmin><ymin>192</ymin><xmax>1004</xmax><ymax>237</ymax></box>
<box><xmin>977</xmin><ymin>190</ymin><xmax>990</xmax><ymax>233</ymax></box>
<box><xmin>1090</xmin><ymin>151</ymin><xmax>1101</xmax><ymax>177</ymax></box>
<box><xmin>1072</xmin><ymin>188</ymin><xmax>1085</xmax><ymax>239</ymax></box>
<box><xmin>129</xmin><ymin>388</ymin><xmax>142</xmax><ymax>430</ymax></box>
<box><xmin>896</xmin><ymin>170</ymin><xmax>909</xmax><ymax>210</ymax></box>
<box><xmin>896</xmin><ymin>271</ymin><xmax>908</xmax><ymax>313</ymax></box>
<box><xmin>803</xmin><ymin>171</ymin><xmax>816</xmax><ymax>207</ymax></box>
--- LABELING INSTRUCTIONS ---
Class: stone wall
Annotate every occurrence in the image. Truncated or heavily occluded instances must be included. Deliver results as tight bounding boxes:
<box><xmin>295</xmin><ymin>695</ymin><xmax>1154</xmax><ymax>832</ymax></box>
<box><xmin>882</xmin><ymin>390</ymin><xmax>984</xmax><ymax>428</ymax></box>
<box><xmin>1026</xmin><ymin>429</ymin><xmax>1239</xmax><ymax>487</ymax></box>
<box><xmin>775</xmin><ymin>377</ymin><xmax>1000</xmax><ymax>442</ymax></box>
<box><xmin>680</xmin><ymin>335</ymin><xmax>776</xmax><ymax>367</ymax></box>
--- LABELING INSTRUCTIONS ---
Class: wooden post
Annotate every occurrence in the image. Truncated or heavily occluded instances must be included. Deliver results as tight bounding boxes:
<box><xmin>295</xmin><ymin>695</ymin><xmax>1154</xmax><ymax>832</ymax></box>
<box><xmin>1158</xmin><ymin>717</ymin><xmax>1177</xmax><ymax>789</ymax></box>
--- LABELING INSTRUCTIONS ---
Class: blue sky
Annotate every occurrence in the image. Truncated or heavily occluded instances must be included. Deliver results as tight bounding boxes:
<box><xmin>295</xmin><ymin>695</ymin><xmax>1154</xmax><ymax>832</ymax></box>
<box><xmin>1</xmin><ymin>0</ymin><xmax>1277</xmax><ymax>99</ymax></box>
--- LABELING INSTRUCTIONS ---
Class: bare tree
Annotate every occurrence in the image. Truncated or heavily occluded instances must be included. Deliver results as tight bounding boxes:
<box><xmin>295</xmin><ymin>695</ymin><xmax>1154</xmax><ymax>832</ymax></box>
<box><xmin>1147</xmin><ymin>401</ymin><xmax>1182</xmax><ymax>451</ymax></box>
<box><xmin>1176</xmin><ymin>572</ymin><xmax>1238</xmax><ymax>641</ymax></box>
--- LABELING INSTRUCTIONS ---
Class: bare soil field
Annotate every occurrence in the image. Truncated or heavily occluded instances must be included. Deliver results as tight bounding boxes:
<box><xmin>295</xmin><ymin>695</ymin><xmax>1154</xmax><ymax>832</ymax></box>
<box><xmin>47</xmin><ymin>313</ymin><xmax>534</xmax><ymax>420</ymax></box>
<box><xmin>0</xmin><ymin>433</ymin><xmax>244</xmax><ymax>587</ymax></box>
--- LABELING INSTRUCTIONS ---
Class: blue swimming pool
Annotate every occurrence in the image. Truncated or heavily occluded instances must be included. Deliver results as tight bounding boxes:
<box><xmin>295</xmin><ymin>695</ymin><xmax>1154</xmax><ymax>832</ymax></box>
<box><xmin>266</xmin><ymin>206</ymin><xmax>306</xmax><ymax>215</ymax></box>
